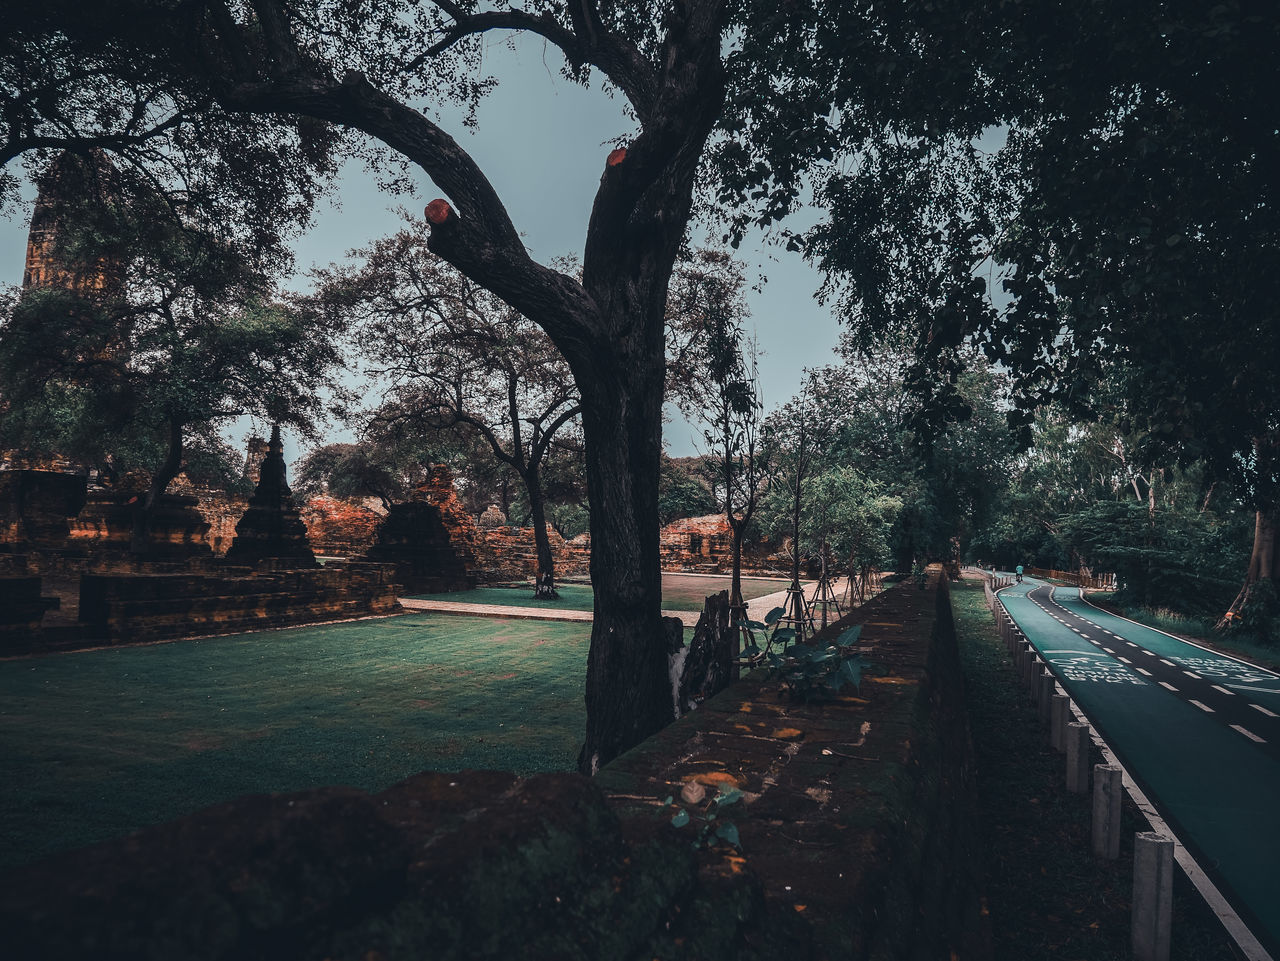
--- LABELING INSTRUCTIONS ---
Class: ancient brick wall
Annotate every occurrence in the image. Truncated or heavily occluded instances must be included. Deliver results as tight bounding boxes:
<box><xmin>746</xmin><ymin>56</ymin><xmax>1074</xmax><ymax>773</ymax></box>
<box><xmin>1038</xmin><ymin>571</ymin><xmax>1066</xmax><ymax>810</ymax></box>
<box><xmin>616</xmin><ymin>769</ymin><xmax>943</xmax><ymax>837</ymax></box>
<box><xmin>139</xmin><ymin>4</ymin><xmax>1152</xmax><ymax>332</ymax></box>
<box><xmin>76</xmin><ymin>562</ymin><xmax>401</xmax><ymax>643</ymax></box>
<box><xmin>659</xmin><ymin>513</ymin><xmax>733</xmax><ymax>571</ymax></box>
<box><xmin>189</xmin><ymin>489</ymin><xmax>247</xmax><ymax>556</ymax></box>
<box><xmin>68</xmin><ymin>484</ymin><xmax>213</xmax><ymax>560</ymax></box>
<box><xmin>468</xmin><ymin>524</ymin><xmax>591</xmax><ymax>583</ymax></box>
<box><xmin>300</xmin><ymin>496</ymin><xmax>383</xmax><ymax>557</ymax></box>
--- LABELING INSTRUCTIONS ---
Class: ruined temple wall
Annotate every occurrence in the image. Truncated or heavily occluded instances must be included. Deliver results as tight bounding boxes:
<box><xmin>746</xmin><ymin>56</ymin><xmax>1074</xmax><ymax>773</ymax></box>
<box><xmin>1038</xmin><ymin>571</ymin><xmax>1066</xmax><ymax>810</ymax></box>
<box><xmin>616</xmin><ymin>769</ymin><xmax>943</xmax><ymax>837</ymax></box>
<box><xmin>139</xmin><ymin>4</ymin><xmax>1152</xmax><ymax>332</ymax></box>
<box><xmin>658</xmin><ymin>513</ymin><xmax>785</xmax><ymax>574</ymax></box>
<box><xmin>659</xmin><ymin>513</ymin><xmax>732</xmax><ymax>571</ymax></box>
<box><xmin>189</xmin><ymin>490</ymin><xmax>248</xmax><ymax>556</ymax></box>
<box><xmin>299</xmin><ymin>496</ymin><xmax>383</xmax><ymax>557</ymax></box>
<box><xmin>468</xmin><ymin>525</ymin><xmax>591</xmax><ymax>583</ymax></box>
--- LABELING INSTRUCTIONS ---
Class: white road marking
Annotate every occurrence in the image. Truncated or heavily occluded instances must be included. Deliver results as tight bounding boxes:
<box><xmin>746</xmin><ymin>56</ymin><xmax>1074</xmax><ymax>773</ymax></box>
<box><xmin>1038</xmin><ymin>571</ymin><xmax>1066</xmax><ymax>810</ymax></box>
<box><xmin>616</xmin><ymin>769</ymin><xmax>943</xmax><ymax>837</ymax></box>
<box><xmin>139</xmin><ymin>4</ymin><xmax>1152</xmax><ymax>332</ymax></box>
<box><xmin>1184</xmin><ymin>670</ymin><xmax>1202</xmax><ymax>680</ymax></box>
<box><xmin>1126</xmin><ymin>642</ymin><xmax>1140</xmax><ymax>648</ymax></box>
<box><xmin>1212</xmin><ymin>685</ymin><xmax>1235</xmax><ymax>696</ymax></box>
<box><xmin>1160</xmin><ymin>659</ymin><xmax>1176</xmax><ymax>667</ymax></box>
<box><xmin>1227</xmin><ymin>684</ymin><xmax>1280</xmax><ymax>695</ymax></box>
<box><xmin>1250</xmin><ymin>704</ymin><xmax>1279</xmax><ymax>718</ymax></box>
<box><xmin>1231</xmin><ymin>724</ymin><xmax>1266</xmax><ymax>744</ymax></box>
<box><xmin>1189</xmin><ymin>700</ymin><xmax>1214</xmax><ymax>713</ymax></box>
<box><xmin>1118</xmin><ymin>656</ymin><xmax>1133</xmax><ymax>664</ymax></box>
<box><xmin>1159</xmin><ymin>681</ymin><xmax>1179</xmax><ymax>693</ymax></box>
<box><xmin>1136</xmin><ymin>667</ymin><xmax>1153</xmax><ymax>677</ymax></box>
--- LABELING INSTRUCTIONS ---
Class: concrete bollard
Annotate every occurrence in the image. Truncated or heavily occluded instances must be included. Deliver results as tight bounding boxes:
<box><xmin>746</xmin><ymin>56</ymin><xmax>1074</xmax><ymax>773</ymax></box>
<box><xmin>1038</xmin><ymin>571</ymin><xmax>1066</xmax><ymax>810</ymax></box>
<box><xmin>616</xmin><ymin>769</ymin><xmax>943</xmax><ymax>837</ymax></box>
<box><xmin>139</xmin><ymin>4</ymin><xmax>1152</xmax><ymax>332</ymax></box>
<box><xmin>1037</xmin><ymin>668</ymin><xmax>1054</xmax><ymax>723</ymax></box>
<box><xmin>1026</xmin><ymin>652</ymin><xmax>1042</xmax><ymax>694</ymax></box>
<box><xmin>1092</xmin><ymin>764</ymin><xmax>1123</xmax><ymax>859</ymax></box>
<box><xmin>1066</xmin><ymin>722</ymin><xmax>1091</xmax><ymax>792</ymax></box>
<box><xmin>1050</xmin><ymin>692</ymin><xmax>1069</xmax><ymax>750</ymax></box>
<box><xmin>1132</xmin><ymin>832</ymin><xmax>1174</xmax><ymax>961</ymax></box>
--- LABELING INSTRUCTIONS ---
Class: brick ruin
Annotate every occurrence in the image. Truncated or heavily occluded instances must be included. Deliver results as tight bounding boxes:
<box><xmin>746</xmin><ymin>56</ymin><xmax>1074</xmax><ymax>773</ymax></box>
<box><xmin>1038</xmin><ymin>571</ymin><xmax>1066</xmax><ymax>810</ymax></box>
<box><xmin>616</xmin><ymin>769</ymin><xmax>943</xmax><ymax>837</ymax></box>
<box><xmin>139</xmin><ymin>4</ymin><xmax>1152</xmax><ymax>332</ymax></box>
<box><xmin>656</xmin><ymin>513</ymin><xmax>789</xmax><ymax>576</ymax></box>
<box><xmin>364</xmin><ymin>471</ymin><xmax>477</xmax><ymax>595</ymax></box>
<box><xmin>0</xmin><ymin>437</ymin><xmax>404</xmax><ymax>652</ymax></box>
<box><xmin>300</xmin><ymin>496</ymin><xmax>383</xmax><ymax>557</ymax></box>
<box><xmin>659</xmin><ymin>512</ymin><xmax>732</xmax><ymax>571</ymax></box>
<box><xmin>68</xmin><ymin>470</ymin><xmax>214</xmax><ymax>560</ymax></box>
<box><xmin>0</xmin><ymin>468</ymin><xmax>87</xmax><ymax>551</ymax></box>
<box><xmin>224</xmin><ymin>426</ymin><xmax>316</xmax><ymax>569</ymax></box>
<box><xmin>464</xmin><ymin>498</ymin><xmax>591</xmax><ymax>584</ymax></box>
<box><xmin>22</xmin><ymin>149</ymin><xmax>126</xmax><ymax>302</ymax></box>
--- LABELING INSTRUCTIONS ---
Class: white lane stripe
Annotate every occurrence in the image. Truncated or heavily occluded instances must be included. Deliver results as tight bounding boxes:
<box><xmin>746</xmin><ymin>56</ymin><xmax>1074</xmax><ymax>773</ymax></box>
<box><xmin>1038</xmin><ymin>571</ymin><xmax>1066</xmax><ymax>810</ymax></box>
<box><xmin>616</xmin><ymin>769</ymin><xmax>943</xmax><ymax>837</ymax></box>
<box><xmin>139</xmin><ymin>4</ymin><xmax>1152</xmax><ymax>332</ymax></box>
<box><xmin>1118</xmin><ymin>656</ymin><xmax>1133</xmax><ymax>664</ymax></box>
<box><xmin>1160</xmin><ymin>659</ymin><xmax>1176</xmax><ymax>667</ymax></box>
<box><xmin>1126</xmin><ymin>641</ymin><xmax>1140</xmax><ymax>648</ymax></box>
<box><xmin>1251</xmin><ymin>704</ymin><xmax>1279</xmax><ymax>718</ymax></box>
<box><xmin>1159</xmin><ymin>681</ymin><xmax>1179</xmax><ymax>692</ymax></box>
<box><xmin>1212</xmin><ymin>685</ymin><xmax>1235</xmax><ymax>696</ymax></box>
<box><xmin>1184</xmin><ymin>670</ymin><xmax>1202</xmax><ymax>680</ymax></box>
<box><xmin>1077</xmin><ymin>589</ymin><xmax>1280</xmax><ymax>684</ymax></box>
<box><xmin>1189</xmin><ymin>699</ymin><xmax>1214</xmax><ymax>713</ymax></box>
<box><xmin>1231</xmin><ymin>724</ymin><xmax>1266</xmax><ymax>744</ymax></box>
<box><xmin>1136</xmin><ymin>667</ymin><xmax>1153</xmax><ymax>676</ymax></box>
<box><xmin>1227</xmin><ymin>684</ymin><xmax>1280</xmax><ymax>695</ymax></box>
<box><xmin>1061</xmin><ymin>690</ymin><xmax>1275</xmax><ymax>961</ymax></box>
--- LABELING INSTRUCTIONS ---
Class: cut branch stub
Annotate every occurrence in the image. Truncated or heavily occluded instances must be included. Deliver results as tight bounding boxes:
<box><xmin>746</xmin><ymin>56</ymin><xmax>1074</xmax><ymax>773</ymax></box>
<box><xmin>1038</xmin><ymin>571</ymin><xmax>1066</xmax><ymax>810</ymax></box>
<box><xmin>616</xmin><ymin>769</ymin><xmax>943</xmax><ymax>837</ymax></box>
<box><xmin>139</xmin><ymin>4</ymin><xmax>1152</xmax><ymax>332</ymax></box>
<box><xmin>606</xmin><ymin>147</ymin><xmax>627</xmax><ymax>167</ymax></box>
<box><xmin>424</xmin><ymin>199</ymin><xmax>454</xmax><ymax>225</ymax></box>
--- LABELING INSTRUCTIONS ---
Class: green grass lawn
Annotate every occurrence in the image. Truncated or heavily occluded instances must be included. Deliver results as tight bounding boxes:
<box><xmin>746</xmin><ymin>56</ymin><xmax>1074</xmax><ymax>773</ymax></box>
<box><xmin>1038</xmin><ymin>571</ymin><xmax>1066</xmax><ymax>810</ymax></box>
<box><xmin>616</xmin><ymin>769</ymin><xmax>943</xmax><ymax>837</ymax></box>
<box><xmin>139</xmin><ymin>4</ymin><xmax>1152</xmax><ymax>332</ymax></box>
<box><xmin>0</xmin><ymin>612</ymin><xmax>590</xmax><ymax>871</ymax></box>
<box><xmin>411</xmin><ymin>572</ymin><xmax>794</xmax><ymax>611</ymax></box>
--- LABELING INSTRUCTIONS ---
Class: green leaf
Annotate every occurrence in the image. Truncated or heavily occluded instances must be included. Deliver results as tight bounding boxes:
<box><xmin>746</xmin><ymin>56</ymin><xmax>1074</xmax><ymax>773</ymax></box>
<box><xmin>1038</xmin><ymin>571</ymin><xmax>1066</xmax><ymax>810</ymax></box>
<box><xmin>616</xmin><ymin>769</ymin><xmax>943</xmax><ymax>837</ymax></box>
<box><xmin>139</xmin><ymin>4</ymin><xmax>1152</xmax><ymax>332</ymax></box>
<box><xmin>670</xmin><ymin>808</ymin><xmax>690</xmax><ymax>828</ymax></box>
<box><xmin>716</xmin><ymin>786</ymin><xmax>744</xmax><ymax>806</ymax></box>
<box><xmin>764</xmin><ymin>606</ymin><xmax>785</xmax><ymax>625</ymax></box>
<box><xmin>836</xmin><ymin>624</ymin><xmax>863</xmax><ymax>646</ymax></box>
<box><xmin>714</xmin><ymin>822</ymin><xmax>741</xmax><ymax>849</ymax></box>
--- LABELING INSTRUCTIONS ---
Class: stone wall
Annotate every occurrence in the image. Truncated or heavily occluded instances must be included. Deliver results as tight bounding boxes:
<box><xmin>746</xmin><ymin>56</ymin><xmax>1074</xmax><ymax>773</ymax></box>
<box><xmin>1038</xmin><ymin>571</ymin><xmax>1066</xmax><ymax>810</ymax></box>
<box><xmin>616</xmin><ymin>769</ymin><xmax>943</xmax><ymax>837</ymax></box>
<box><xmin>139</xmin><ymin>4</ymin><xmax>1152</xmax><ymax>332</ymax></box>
<box><xmin>659</xmin><ymin>512</ymin><xmax>731</xmax><ymax>570</ymax></box>
<box><xmin>68</xmin><ymin>487</ymin><xmax>213</xmax><ymax>559</ymax></box>
<box><xmin>300</xmin><ymin>496</ymin><xmax>383</xmax><ymax>557</ymax></box>
<box><xmin>76</xmin><ymin>562</ymin><xmax>401</xmax><ymax>643</ymax></box>
<box><xmin>189</xmin><ymin>489</ymin><xmax>247</xmax><ymax>556</ymax></box>
<box><xmin>658</xmin><ymin>513</ymin><xmax>781</xmax><ymax>575</ymax></box>
<box><xmin>0</xmin><ymin>469</ymin><xmax>87</xmax><ymax>550</ymax></box>
<box><xmin>468</xmin><ymin>523</ymin><xmax>591</xmax><ymax>583</ymax></box>
<box><xmin>0</xmin><ymin>578</ymin><xmax>989</xmax><ymax>959</ymax></box>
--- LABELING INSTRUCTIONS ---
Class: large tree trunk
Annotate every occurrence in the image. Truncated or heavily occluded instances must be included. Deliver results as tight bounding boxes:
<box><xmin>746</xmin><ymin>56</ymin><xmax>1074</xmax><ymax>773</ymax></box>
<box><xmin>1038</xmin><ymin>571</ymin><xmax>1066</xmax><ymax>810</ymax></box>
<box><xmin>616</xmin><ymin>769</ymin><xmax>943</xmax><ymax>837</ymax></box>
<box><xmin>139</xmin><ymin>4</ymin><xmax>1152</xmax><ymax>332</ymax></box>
<box><xmin>526</xmin><ymin>467</ymin><xmax>559</xmax><ymax>600</ymax></box>
<box><xmin>576</xmin><ymin>367</ymin><xmax>669</xmax><ymax>774</ymax></box>
<box><xmin>1222</xmin><ymin>509</ymin><xmax>1280</xmax><ymax>629</ymax></box>
<box><xmin>130</xmin><ymin>417</ymin><xmax>183</xmax><ymax>555</ymax></box>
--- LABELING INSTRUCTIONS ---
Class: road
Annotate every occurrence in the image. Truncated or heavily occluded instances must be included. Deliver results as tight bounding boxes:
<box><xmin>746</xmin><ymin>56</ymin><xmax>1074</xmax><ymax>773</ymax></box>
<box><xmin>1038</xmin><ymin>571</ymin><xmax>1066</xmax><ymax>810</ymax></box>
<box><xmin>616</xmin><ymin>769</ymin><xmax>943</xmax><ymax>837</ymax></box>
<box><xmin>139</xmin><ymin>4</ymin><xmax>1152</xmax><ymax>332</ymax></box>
<box><xmin>997</xmin><ymin>577</ymin><xmax>1280</xmax><ymax>958</ymax></box>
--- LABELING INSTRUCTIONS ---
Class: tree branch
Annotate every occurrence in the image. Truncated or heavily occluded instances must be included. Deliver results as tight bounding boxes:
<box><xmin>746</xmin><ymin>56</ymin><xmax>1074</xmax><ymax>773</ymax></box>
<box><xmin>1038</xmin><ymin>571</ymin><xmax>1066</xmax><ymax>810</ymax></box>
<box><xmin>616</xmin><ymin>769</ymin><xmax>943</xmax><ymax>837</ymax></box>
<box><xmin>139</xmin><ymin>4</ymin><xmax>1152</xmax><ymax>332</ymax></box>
<box><xmin>415</xmin><ymin>1</ymin><xmax>658</xmax><ymax>121</ymax></box>
<box><xmin>249</xmin><ymin>0</ymin><xmax>304</xmax><ymax>78</ymax></box>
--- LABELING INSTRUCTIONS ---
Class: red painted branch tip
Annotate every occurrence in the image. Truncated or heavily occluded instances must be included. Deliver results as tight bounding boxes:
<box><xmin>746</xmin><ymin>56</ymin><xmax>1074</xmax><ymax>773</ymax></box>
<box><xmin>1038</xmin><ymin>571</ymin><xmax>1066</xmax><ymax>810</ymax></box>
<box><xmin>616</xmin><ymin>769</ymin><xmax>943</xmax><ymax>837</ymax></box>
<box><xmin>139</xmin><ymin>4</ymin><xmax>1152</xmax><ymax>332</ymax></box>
<box><xmin>606</xmin><ymin>148</ymin><xmax>627</xmax><ymax>167</ymax></box>
<box><xmin>424</xmin><ymin>199</ymin><xmax>453</xmax><ymax>224</ymax></box>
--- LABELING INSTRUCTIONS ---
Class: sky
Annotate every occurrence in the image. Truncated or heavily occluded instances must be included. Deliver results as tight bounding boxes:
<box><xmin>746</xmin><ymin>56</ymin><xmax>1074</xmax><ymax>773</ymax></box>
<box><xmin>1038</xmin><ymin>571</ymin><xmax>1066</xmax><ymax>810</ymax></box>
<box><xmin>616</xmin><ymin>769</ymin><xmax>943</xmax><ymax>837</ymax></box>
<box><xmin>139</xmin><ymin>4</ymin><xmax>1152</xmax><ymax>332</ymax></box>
<box><xmin>0</xmin><ymin>36</ymin><xmax>846</xmax><ymax>463</ymax></box>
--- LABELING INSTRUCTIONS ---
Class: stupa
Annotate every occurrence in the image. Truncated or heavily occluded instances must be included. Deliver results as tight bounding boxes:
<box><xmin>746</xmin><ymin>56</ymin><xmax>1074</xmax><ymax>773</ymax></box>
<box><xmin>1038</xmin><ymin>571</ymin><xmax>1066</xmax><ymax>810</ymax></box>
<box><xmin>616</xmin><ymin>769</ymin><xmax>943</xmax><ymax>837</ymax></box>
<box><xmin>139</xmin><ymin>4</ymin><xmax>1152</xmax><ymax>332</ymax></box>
<box><xmin>224</xmin><ymin>425</ymin><xmax>317</xmax><ymax>568</ymax></box>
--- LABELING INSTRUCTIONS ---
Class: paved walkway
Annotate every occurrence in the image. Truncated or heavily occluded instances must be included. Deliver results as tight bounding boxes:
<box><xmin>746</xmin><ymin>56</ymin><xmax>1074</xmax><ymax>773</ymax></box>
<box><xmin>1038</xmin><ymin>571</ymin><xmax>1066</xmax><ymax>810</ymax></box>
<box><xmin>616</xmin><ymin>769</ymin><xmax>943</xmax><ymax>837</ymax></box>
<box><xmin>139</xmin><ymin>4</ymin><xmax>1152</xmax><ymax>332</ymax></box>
<box><xmin>399</xmin><ymin>577</ymin><xmax>859</xmax><ymax>630</ymax></box>
<box><xmin>998</xmin><ymin>577</ymin><xmax>1280</xmax><ymax>959</ymax></box>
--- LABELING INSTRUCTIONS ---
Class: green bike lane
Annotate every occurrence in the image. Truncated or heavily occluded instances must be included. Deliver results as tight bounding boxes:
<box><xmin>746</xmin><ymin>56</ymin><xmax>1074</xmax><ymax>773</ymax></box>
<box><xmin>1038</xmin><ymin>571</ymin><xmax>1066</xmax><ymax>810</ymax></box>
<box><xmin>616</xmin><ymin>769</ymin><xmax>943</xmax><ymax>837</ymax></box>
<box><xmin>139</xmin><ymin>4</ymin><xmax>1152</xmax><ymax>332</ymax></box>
<box><xmin>998</xmin><ymin>578</ymin><xmax>1280</xmax><ymax>958</ymax></box>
